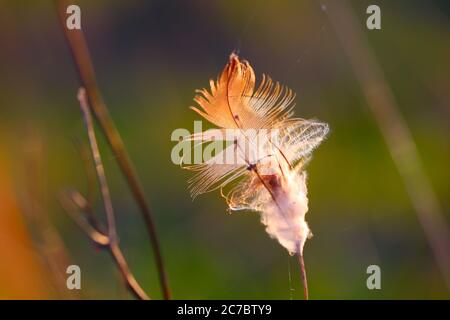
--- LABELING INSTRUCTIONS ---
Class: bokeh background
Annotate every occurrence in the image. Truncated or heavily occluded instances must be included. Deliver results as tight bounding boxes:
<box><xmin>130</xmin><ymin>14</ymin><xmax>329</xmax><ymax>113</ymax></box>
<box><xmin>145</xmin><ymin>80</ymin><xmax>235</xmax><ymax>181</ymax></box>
<box><xmin>0</xmin><ymin>0</ymin><xmax>449</xmax><ymax>299</ymax></box>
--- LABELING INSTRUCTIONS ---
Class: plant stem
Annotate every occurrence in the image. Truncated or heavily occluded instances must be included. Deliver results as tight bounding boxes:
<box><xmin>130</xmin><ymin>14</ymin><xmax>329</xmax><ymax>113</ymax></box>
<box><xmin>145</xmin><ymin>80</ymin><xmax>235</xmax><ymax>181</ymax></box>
<box><xmin>55</xmin><ymin>0</ymin><xmax>170</xmax><ymax>299</ymax></box>
<box><xmin>297</xmin><ymin>253</ymin><xmax>309</xmax><ymax>300</ymax></box>
<box><xmin>75</xmin><ymin>87</ymin><xmax>149</xmax><ymax>300</ymax></box>
<box><xmin>78</xmin><ymin>89</ymin><xmax>118</xmax><ymax>245</ymax></box>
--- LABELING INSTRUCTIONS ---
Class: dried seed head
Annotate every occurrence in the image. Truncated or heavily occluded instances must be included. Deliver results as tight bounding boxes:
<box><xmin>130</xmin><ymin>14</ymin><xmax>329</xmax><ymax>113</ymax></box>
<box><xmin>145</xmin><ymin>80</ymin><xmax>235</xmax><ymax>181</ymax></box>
<box><xmin>182</xmin><ymin>54</ymin><xmax>329</xmax><ymax>254</ymax></box>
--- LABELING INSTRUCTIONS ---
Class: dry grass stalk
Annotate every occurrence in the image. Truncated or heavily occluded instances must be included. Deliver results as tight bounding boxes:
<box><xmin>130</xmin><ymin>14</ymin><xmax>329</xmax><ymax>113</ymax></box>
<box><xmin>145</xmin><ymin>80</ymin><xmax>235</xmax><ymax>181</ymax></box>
<box><xmin>60</xmin><ymin>88</ymin><xmax>149</xmax><ymax>300</ymax></box>
<box><xmin>55</xmin><ymin>0</ymin><xmax>170</xmax><ymax>298</ymax></box>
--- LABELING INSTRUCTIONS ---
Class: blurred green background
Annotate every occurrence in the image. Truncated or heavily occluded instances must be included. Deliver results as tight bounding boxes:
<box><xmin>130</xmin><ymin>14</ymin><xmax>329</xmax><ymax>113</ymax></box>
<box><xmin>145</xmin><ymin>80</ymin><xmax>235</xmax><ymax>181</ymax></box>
<box><xmin>0</xmin><ymin>0</ymin><xmax>449</xmax><ymax>299</ymax></box>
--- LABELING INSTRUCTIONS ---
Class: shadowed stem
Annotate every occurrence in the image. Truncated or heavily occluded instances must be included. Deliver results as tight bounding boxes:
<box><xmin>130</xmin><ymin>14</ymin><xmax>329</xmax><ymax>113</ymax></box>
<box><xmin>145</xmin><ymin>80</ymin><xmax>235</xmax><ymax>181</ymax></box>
<box><xmin>55</xmin><ymin>0</ymin><xmax>170</xmax><ymax>299</ymax></box>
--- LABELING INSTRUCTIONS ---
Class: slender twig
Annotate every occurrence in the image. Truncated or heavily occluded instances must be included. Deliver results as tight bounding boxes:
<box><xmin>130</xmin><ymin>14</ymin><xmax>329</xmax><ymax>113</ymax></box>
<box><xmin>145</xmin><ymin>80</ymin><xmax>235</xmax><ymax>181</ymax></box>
<box><xmin>80</xmin><ymin>87</ymin><xmax>149</xmax><ymax>299</ymax></box>
<box><xmin>59</xmin><ymin>190</ymin><xmax>109</xmax><ymax>246</ymax></box>
<box><xmin>55</xmin><ymin>0</ymin><xmax>170</xmax><ymax>299</ymax></box>
<box><xmin>73</xmin><ymin>139</ymin><xmax>96</xmax><ymax>209</ymax></box>
<box><xmin>296</xmin><ymin>242</ymin><xmax>309</xmax><ymax>300</ymax></box>
<box><xmin>60</xmin><ymin>189</ymin><xmax>148</xmax><ymax>299</ymax></box>
<box><xmin>297</xmin><ymin>253</ymin><xmax>309</xmax><ymax>300</ymax></box>
<box><xmin>72</xmin><ymin>139</ymin><xmax>102</xmax><ymax>231</ymax></box>
<box><xmin>60</xmin><ymin>88</ymin><xmax>150</xmax><ymax>300</ymax></box>
<box><xmin>324</xmin><ymin>1</ymin><xmax>450</xmax><ymax>289</ymax></box>
<box><xmin>61</xmin><ymin>188</ymin><xmax>149</xmax><ymax>299</ymax></box>
<box><xmin>78</xmin><ymin>89</ymin><xmax>118</xmax><ymax>244</ymax></box>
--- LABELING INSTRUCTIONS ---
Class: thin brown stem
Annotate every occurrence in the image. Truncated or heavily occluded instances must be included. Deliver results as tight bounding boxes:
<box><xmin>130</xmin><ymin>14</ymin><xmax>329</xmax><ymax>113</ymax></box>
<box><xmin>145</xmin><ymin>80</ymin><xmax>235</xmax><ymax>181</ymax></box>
<box><xmin>73</xmin><ymin>139</ymin><xmax>96</xmax><ymax>215</ymax></box>
<box><xmin>59</xmin><ymin>190</ymin><xmax>109</xmax><ymax>247</ymax></box>
<box><xmin>78</xmin><ymin>89</ymin><xmax>117</xmax><ymax>244</ymax></box>
<box><xmin>60</xmin><ymin>189</ymin><xmax>149</xmax><ymax>299</ymax></box>
<box><xmin>55</xmin><ymin>0</ymin><xmax>170</xmax><ymax>299</ymax></box>
<box><xmin>297</xmin><ymin>247</ymin><xmax>309</xmax><ymax>300</ymax></box>
<box><xmin>72</xmin><ymin>139</ymin><xmax>105</xmax><ymax>234</ymax></box>
<box><xmin>110</xmin><ymin>245</ymin><xmax>149</xmax><ymax>300</ymax></box>
<box><xmin>76</xmin><ymin>88</ymin><xmax>149</xmax><ymax>300</ymax></box>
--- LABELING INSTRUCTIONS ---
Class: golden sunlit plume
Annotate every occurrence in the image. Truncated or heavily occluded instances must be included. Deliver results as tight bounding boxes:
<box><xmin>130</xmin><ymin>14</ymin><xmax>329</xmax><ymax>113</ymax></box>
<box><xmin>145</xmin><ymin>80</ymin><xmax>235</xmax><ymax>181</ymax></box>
<box><xmin>182</xmin><ymin>53</ymin><xmax>329</xmax><ymax>299</ymax></box>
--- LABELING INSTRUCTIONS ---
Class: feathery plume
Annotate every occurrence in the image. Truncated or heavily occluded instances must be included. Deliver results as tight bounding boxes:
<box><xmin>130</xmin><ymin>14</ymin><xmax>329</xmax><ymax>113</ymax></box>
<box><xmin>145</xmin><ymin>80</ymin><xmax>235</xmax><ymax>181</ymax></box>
<box><xmin>182</xmin><ymin>54</ymin><xmax>329</xmax><ymax>298</ymax></box>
